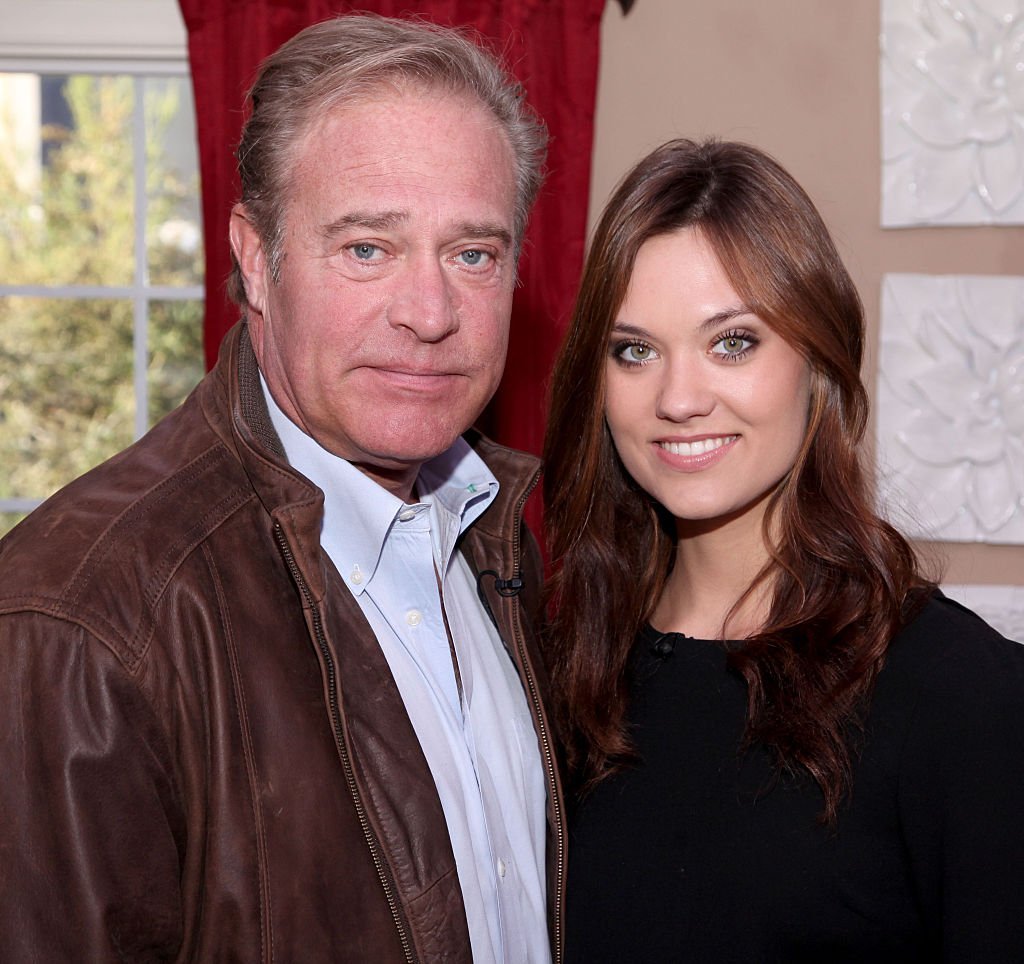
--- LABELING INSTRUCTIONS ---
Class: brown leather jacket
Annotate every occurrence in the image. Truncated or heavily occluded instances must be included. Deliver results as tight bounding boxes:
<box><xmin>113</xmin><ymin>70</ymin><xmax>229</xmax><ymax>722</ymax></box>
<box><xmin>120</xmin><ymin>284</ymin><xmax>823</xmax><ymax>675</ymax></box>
<box><xmin>0</xmin><ymin>323</ymin><xmax>565</xmax><ymax>963</ymax></box>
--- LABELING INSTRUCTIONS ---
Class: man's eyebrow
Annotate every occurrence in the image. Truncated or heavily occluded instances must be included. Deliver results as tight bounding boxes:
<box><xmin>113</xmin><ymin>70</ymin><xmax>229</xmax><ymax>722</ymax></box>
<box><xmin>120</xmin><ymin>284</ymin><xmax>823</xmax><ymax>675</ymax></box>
<box><xmin>318</xmin><ymin>213</ymin><xmax>513</xmax><ymax>248</ymax></box>
<box><xmin>319</xmin><ymin>210</ymin><xmax>408</xmax><ymax>237</ymax></box>
<box><xmin>452</xmin><ymin>221</ymin><xmax>514</xmax><ymax>247</ymax></box>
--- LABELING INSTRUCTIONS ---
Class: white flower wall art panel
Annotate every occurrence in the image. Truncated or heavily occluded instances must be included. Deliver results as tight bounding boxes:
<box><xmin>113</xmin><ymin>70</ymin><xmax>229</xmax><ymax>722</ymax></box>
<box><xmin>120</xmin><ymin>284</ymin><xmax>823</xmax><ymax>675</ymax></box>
<box><xmin>942</xmin><ymin>584</ymin><xmax>1024</xmax><ymax>641</ymax></box>
<box><xmin>876</xmin><ymin>273</ymin><xmax>1024</xmax><ymax>543</ymax></box>
<box><xmin>881</xmin><ymin>0</ymin><xmax>1024</xmax><ymax>226</ymax></box>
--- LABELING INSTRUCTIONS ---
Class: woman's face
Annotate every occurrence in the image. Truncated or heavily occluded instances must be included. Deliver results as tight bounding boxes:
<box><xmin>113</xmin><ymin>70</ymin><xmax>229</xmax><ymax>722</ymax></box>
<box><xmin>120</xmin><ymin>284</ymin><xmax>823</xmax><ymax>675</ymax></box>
<box><xmin>604</xmin><ymin>228</ymin><xmax>811</xmax><ymax>534</ymax></box>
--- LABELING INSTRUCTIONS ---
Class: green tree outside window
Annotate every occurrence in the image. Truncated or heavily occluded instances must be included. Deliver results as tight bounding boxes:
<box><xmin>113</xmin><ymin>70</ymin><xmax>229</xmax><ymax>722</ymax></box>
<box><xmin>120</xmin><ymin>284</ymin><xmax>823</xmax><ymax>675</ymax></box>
<box><xmin>0</xmin><ymin>73</ymin><xmax>204</xmax><ymax>536</ymax></box>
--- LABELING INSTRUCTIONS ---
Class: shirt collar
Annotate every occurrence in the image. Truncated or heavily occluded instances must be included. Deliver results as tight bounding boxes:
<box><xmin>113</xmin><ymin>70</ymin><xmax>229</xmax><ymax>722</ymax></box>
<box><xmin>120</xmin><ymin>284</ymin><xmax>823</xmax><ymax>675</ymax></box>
<box><xmin>259</xmin><ymin>374</ymin><xmax>499</xmax><ymax>594</ymax></box>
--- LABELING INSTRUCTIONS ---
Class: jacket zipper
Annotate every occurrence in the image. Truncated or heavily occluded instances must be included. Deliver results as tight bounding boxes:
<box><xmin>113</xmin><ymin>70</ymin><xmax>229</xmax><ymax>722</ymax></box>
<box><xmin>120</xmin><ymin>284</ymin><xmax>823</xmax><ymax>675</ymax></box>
<box><xmin>274</xmin><ymin>523</ymin><xmax>417</xmax><ymax>964</ymax></box>
<box><xmin>507</xmin><ymin>474</ymin><xmax>566</xmax><ymax>964</ymax></box>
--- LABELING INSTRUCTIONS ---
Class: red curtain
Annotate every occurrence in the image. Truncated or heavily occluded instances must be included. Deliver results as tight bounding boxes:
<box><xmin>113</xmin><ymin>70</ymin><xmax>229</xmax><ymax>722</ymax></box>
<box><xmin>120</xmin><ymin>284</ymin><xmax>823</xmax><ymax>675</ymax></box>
<box><xmin>179</xmin><ymin>0</ymin><xmax>605</xmax><ymax>468</ymax></box>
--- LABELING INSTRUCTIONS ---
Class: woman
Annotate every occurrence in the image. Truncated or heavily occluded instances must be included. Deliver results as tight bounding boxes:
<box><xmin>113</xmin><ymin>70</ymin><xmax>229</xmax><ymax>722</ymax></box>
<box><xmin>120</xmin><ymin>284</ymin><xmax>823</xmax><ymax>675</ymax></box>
<box><xmin>544</xmin><ymin>139</ymin><xmax>1024</xmax><ymax>962</ymax></box>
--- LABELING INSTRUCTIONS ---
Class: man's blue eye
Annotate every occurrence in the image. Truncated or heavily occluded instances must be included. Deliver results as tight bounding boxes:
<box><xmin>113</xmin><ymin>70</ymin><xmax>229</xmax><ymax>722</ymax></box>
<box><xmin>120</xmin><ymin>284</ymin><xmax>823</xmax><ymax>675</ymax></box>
<box><xmin>459</xmin><ymin>249</ymin><xmax>489</xmax><ymax>266</ymax></box>
<box><xmin>351</xmin><ymin>243</ymin><xmax>379</xmax><ymax>260</ymax></box>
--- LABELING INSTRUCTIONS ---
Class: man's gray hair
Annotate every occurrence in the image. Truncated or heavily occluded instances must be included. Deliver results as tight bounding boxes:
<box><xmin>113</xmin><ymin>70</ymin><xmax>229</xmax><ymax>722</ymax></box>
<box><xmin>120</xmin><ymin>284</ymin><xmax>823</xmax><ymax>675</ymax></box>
<box><xmin>228</xmin><ymin>13</ymin><xmax>548</xmax><ymax>310</ymax></box>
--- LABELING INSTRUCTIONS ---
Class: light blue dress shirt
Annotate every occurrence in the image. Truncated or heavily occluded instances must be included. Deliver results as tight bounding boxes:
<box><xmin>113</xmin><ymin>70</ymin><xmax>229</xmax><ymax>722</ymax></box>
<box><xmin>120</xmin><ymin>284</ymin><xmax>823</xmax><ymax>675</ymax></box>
<box><xmin>262</xmin><ymin>377</ymin><xmax>549</xmax><ymax>964</ymax></box>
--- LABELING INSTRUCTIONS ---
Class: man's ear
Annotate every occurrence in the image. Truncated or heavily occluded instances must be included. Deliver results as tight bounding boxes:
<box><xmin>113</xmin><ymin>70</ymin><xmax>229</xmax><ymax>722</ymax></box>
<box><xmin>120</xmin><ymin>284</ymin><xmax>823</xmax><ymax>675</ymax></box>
<box><xmin>229</xmin><ymin>204</ymin><xmax>269</xmax><ymax>318</ymax></box>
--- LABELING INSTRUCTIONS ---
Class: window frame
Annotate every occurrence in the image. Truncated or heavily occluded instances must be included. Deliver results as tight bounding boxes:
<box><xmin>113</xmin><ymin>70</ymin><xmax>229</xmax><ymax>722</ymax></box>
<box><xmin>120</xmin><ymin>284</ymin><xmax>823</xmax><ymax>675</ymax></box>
<box><xmin>0</xmin><ymin>1</ymin><xmax>202</xmax><ymax>521</ymax></box>
<box><xmin>0</xmin><ymin>0</ymin><xmax>187</xmax><ymax>72</ymax></box>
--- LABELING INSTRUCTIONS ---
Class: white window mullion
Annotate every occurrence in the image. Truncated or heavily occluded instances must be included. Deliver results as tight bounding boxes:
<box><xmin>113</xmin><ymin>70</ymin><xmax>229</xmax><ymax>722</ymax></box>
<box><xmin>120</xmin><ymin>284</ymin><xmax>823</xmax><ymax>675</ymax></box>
<box><xmin>0</xmin><ymin>284</ymin><xmax>204</xmax><ymax>300</ymax></box>
<box><xmin>1</xmin><ymin>498</ymin><xmax>44</xmax><ymax>513</ymax></box>
<box><xmin>133</xmin><ymin>75</ymin><xmax>149</xmax><ymax>440</ymax></box>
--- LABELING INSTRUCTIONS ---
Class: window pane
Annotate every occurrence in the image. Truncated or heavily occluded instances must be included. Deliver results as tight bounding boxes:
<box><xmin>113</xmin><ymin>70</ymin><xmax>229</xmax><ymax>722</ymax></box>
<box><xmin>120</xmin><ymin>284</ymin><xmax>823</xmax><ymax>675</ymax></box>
<box><xmin>0</xmin><ymin>296</ymin><xmax>134</xmax><ymax>501</ymax></box>
<box><xmin>0</xmin><ymin>73</ymin><xmax>135</xmax><ymax>287</ymax></box>
<box><xmin>145</xmin><ymin>77</ymin><xmax>203</xmax><ymax>287</ymax></box>
<box><xmin>148</xmin><ymin>299</ymin><xmax>204</xmax><ymax>426</ymax></box>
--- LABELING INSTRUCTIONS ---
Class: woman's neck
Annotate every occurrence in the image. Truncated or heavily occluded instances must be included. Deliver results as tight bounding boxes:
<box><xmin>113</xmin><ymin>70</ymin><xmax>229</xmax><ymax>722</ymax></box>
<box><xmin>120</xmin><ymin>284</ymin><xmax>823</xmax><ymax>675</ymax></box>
<box><xmin>651</xmin><ymin>510</ymin><xmax>772</xmax><ymax>640</ymax></box>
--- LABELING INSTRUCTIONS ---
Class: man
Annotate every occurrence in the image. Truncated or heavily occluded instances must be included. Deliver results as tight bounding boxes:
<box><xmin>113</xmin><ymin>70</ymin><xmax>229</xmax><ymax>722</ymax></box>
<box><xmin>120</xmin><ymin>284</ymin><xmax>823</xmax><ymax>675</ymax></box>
<box><xmin>0</xmin><ymin>15</ymin><xmax>564</xmax><ymax>963</ymax></box>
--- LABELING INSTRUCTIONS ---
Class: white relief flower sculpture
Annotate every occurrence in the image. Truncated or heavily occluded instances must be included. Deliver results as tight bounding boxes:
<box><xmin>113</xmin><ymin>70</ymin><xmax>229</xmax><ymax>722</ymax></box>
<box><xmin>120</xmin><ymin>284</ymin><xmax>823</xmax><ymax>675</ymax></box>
<box><xmin>882</xmin><ymin>0</ymin><xmax>1024</xmax><ymax>225</ymax></box>
<box><xmin>876</xmin><ymin>274</ymin><xmax>1024</xmax><ymax>543</ymax></box>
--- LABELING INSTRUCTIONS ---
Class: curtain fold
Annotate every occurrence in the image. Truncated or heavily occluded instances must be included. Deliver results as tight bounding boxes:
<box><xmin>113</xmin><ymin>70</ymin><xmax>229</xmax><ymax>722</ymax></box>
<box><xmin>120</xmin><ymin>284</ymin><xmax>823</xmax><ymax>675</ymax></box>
<box><xmin>179</xmin><ymin>0</ymin><xmax>605</xmax><ymax>481</ymax></box>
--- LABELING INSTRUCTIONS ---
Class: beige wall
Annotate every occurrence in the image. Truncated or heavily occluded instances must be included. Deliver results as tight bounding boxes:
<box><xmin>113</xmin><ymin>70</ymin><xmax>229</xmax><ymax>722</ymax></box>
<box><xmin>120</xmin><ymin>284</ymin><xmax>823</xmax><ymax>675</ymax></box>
<box><xmin>589</xmin><ymin>0</ymin><xmax>1024</xmax><ymax>587</ymax></box>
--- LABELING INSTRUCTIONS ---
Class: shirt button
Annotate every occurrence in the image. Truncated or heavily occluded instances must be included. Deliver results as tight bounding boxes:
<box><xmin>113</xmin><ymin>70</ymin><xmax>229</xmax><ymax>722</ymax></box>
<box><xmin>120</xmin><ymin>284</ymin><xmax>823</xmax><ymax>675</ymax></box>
<box><xmin>406</xmin><ymin>609</ymin><xmax>422</xmax><ymax>627</ymax></box>
<box><xmin>497</xmin><ymin>858</ymin><xmax>507</xmax><ymax>878</ymax></box>
<box><xmin>398</xmin><ymin>508</ymin><xmax>416</xmax><ymax>522</ymax></box>
<box><xmin>350</xmin><ymin>565</ymin><xmax>363</xmax><ymax>585</ymax></box>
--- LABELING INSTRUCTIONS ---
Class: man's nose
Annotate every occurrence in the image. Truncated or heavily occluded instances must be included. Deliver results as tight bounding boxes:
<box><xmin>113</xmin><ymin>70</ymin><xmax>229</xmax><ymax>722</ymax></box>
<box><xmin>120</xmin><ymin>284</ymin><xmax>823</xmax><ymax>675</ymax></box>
<box><xmin>655</xmin><ymin>358</ymin><xmax>715</xmax><ymax>422</ymax></box>
<box><xmin>387</xmin><ymin>255</ymin><xmax>459</xmax><ymax>342</ymax></box>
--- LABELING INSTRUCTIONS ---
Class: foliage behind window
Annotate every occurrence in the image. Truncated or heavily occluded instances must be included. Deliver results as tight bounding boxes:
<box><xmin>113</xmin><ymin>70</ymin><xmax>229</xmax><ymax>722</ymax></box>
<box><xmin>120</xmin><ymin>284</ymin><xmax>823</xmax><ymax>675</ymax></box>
<box><xmin>0</xmin><ymin>73</ymin><xmax>204</xmax><ymax>535</ymax></box>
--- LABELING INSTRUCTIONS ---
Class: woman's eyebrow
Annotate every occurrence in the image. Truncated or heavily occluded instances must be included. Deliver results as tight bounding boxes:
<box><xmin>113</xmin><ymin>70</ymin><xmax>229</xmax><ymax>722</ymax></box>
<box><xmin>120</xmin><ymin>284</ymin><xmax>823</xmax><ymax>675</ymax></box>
<box><xmin>698</xmin><ymin>306</ymin><xmax>755</xmax><ymax>331</ymax></box>
<box><xmin>609</xmin><ymin>322</ymin><xmax>651</xmax><ymax>337</ymax></box>
<box><xmin>611</xmin><ymin>306</ymin><xmax>755</xmax><ymax>339</ymax></box>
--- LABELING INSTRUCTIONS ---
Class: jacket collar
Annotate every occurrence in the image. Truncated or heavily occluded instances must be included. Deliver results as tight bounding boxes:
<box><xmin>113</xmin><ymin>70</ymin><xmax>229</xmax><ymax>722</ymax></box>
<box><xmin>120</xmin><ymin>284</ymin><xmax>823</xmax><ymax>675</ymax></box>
<box><xmin>201</xmin><ymin>322</ymin><xmax>541</xmax><ymax>599</ymax></box>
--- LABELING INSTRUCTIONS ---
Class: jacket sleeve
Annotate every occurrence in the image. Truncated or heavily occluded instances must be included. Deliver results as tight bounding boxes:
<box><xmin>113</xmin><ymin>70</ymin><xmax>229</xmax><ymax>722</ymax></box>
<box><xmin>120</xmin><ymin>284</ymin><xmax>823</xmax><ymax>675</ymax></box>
<box><xmin>896</xmin><ymin>625</ymin><xmax>1024</xmax><ymax>960</ymax></box>
<box><xmin>0</xmin><ymin>611</ymin><xmax>185</xmax><ymax>962</ymax></box>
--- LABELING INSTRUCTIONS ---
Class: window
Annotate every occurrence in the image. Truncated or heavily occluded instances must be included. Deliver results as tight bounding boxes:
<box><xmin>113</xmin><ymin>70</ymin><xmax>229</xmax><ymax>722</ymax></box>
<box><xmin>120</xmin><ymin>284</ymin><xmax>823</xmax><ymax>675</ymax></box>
<box><xmin>0</xmin><ymin>1</ymin><xmax>202</xmax><ymax>536</ymax></box>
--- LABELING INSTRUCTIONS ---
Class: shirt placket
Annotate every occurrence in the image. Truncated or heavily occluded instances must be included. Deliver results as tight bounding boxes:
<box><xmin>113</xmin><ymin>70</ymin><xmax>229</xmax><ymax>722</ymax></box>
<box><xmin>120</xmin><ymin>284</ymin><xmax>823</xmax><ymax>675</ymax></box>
<box><xmin>384</xmin><ymin>508</ymin><xmax>462</xmax><ymax>719</ymax></box>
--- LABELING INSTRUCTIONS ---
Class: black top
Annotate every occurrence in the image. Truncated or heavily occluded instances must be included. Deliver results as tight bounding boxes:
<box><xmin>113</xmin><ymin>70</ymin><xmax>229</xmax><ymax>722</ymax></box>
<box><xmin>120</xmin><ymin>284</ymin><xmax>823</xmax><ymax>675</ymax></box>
<box><xmin>566</xmin><ymin>595</ymin><xmax>1024</xmax><ymax>962</ymax></box>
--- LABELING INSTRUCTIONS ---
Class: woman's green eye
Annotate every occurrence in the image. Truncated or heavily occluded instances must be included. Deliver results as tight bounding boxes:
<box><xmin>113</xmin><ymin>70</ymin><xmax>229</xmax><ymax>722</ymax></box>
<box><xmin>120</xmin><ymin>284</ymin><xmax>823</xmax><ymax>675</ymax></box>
<box><xmin>711</xmin><ymin>331</ymin><xmax>756</xmax><ymax>357</ymax></box>
<box><xmin>619</xmin><ymin>343</ymin><xmax>656</xmax><ymax>364</ymax></box>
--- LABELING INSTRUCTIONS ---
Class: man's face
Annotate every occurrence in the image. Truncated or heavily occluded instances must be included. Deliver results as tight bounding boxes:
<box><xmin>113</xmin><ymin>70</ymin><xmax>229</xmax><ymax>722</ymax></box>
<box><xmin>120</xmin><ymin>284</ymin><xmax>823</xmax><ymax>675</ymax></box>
<box><xmin>231</xmin><ymin>89</ymin><xmax>518</xmax><ymax>497</ymax></box>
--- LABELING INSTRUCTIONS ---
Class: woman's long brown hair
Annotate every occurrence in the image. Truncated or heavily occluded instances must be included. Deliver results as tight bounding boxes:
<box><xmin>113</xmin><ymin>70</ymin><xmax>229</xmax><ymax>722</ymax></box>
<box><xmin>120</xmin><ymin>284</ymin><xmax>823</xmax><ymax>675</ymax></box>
<box><xmin>543</xmin><ymin>139</ymin><xmax>932</xmax><ymax>824</ymax></box>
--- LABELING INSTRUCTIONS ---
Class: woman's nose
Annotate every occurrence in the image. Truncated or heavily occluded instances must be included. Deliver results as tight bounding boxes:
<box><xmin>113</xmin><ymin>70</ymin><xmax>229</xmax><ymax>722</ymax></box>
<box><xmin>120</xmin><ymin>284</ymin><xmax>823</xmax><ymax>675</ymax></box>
<box><xmin>655</xmin><ymin>358</ymin><xmax>715</xmax><ymax>422</ymax></box>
